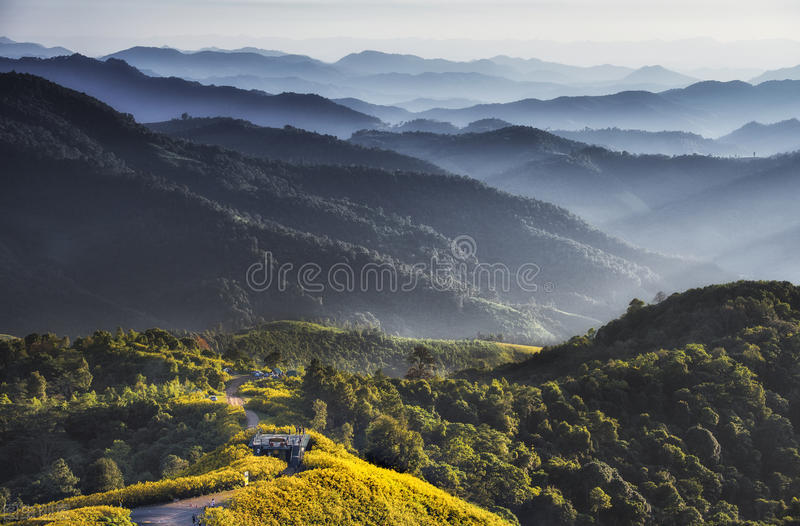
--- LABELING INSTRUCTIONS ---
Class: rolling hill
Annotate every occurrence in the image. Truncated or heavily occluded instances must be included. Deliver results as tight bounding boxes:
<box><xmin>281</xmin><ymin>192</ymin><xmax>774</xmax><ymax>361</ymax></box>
<box><xmin>350</xmin><ymin>126</ymin><xmax>583</xmax><ymax>177</ymax></box>
<box><xmin>551</xmin><ymin>127</ymin><xmax>739</xmax><ymax>156</ymax></box>
<box><xmin>146</xmin><ymin>117</ymin><xmax>444</xmax><ymax>173</ymax></box>
<box><xmin>348</xmin><ymin>125</ymin><xmax>769</xmax><ymax>223</ymax></box>
<box><xmin>717</xmin><ymin>118</ymin><xmax>800</xmax><ymax>156</ymax></box>
<box><xmin>245</xmin><ymin>281</ymin><xmax>800</xmax><ymax>525</ymax></box>
<box><xmin>415</xmin><ymin>80</ymin><xmax>800</xmax><ymax>136</ymax></box>
<box><xmin>617</xmin><ymin>64</ymin><xmax>697</xmax><ymax>88</ymax></box>
<box><xmin>350</xmin><ymin>124</ymin><xmax>800</xmax><ymax>279</ymax></box>
<box><xmin>416</xmin><ymin>90</ymin><xmax>706</xmax><ymax>131</ymax></box>
<box><xmin>750</xmin><ymin>64</ymin><xmax>800</xmax><ymax>83</ymax></box>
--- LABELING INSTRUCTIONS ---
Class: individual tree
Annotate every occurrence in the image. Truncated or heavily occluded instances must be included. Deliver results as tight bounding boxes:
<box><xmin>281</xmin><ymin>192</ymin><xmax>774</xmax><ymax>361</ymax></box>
<box><xmin>627</xmin><ymin>298</ymin><xmax>645</xmax><ymax>314</ymax></box>
<box><xmin>0</xmin><ymin>487</ymin><xmax>9</xmax><ymax>513</ymax></box>
<box><xmin>37</xmin><ymin>458</ymin><xmax>80</xmax><ymax>500</ymax></box>
<box><xmin>422</xmin><ymin>462</ymin><xmax>463</xmax><ymax>495</ymax></box>
<box><xmin>338</xmin><ymin>422</ymin><xmax>354</xmax><ymax>450</ymax></box>
<box><xmin>104</xmin><ymin>440</ymin><xmax>133</xmax><ymax>482</ymax></box>
<box><xmin>71</xmin><ymin>357</ymin><xmax>93</xmax><ymax>392</ymax></box>
<box><xmin>589</xmin><ymin>486</ymin><xmax>612</xmax><ymax>513</ymax></box>
<box><xmin>311</xmin><ymin>399</ymin><xmax>328</xmax><ymax>430</ymax></box>
<box><xmin>406</xmin><ymin>345</ymin><xmax>436</xmax><ymax>380</ymax></box>
<box><xmin>160</xmin><ymin>455</ymin><xmax>189</xmax><ymax>478</ymax></box>
<box><xmin>364</xmin><ymin>415</ymin><xmax>427</xmax><ymax>473</ymax></box>
<box><xmin>84</xmin><ymin>458</ymin><xmax>124</xmax><ymax>493</ymax></box>
<box><xmin>27</xmin><ymin>371</ymin><xmax>47</xmax><ymax>400</ymax></box>
<box><xmin>60</xmin><ymin>358</ymin><xmax>93</xmax><ymax>396</ymax></box>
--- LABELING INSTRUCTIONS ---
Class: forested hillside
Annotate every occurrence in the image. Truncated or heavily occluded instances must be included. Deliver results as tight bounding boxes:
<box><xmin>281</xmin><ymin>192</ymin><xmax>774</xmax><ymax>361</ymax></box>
<box><xmin>219</xmin><ymin>320</ymin><xmax>537</xmax><ymax>376</ymax></box>
<box><xmin>240</xmin><ymin>281</ymin><xmax>800</xmax><ymax>525</ymax></box>
<box><xmin>147</xmin><ymin>116</ymin><xmax>445</xmax><ymax>173</ymax></box>
<box><xmin>352</xmin><ymin>124</ymin><xmax>800</xmax><ymax>281</ymax></box>
<box><xmin>0</xmin><ymin>323</ymin><xmax>527</xmax><ymax>511</ymax></box>
<box><xmin>0</xmin><ymin>329</ymin><xmax>237</xmax><ymax>507</ymax></box>
<box><xmin>0</xmin><ymin>72</ymin><xmax>705</xmax><ymax>341</ymax></box>
<box><xmin>6</xmin><ymin>282</ymin><xmax>800</xmax><ymax>524</ymax></box>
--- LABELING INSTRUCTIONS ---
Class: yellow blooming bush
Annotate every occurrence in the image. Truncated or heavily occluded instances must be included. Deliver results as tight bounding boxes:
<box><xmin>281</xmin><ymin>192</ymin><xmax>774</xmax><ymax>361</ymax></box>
<box><xmin>7</xmin><ymin>505</ymin><xmax>134</xmax><ymax>526</ymax></box>
<box><xmin>203</xmin><ymin>431</ymin><xmax>510</xmax><ymax>526</ymax></box>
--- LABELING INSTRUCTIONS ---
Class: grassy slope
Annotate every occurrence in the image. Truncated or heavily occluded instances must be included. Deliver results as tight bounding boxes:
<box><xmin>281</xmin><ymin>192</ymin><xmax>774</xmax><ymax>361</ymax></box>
<box><xmin>231</xmin><ymin>320</ymin><xmax>538</xmax><ymax>376</ymax></box>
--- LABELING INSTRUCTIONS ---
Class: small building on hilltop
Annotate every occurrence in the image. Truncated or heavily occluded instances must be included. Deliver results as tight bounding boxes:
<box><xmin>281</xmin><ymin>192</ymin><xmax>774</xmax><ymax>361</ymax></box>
<box><xmin>250</xmin><ymin>432</ymin><xmax>311</xmax><ymax>467</ymax></box>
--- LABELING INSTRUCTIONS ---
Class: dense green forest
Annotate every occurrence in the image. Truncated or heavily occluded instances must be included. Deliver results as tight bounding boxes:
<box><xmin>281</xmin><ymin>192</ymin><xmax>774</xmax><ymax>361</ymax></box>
<box><xmin>0</xmin><ymin>323</ymin><xmax>526</xmax><ymax>511</ymax></box>
<box><xmin>243</xmin><ymin>281</ymin><xmax>800</xmax><ymax>524</ymax></box>
<box><xmin>0</xmin><ymin>329</ymin><xmax>238</xmax><ymax>509</ymax></box>
<box><xmin>5</xmin><ymin>282</ymin><xmax>800</xmax><ymax>524</ymax></box>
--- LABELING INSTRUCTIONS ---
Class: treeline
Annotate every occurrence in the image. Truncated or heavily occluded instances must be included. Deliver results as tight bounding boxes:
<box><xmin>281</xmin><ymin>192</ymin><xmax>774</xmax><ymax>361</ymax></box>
<box><xmin>216</xmin><ymin>320</ymin><xmax>534</xmax><ymax>376</ymax></box>
<box><xmin>147</xmin><ymin>117</ymin><xmax>446</xmax><ymax>174</ymax></box>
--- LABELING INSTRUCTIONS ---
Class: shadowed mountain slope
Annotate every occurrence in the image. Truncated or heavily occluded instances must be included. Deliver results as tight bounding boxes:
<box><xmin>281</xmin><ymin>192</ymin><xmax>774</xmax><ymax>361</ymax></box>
<box><xmin>1</xmin><ymin>73</ymin><xmax>710</xmax><ymax>340</ymax></box>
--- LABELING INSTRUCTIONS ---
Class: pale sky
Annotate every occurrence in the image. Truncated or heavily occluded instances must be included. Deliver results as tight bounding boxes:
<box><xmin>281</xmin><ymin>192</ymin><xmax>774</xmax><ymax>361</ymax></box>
<box><xmin>2</xmin><ymin>0</ymin><xmax>799</xmax><ymax>67</ymax></box>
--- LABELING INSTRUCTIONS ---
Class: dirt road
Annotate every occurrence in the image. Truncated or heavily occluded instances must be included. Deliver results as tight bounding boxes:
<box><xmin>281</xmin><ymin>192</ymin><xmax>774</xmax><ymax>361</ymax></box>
<box><xmin>129</xmin><ymin>490</ymin><xmax>236</xmax><ymax>525</ymax></box>
<box><xmin>225</xmin><ymin>376</ymin><xmax>260</xmax><ymax>428</ymax></box>
<box><xmin>129</xmin><ymin>377</ymin><xmax>261</xmax><ymax>525</ymax></box>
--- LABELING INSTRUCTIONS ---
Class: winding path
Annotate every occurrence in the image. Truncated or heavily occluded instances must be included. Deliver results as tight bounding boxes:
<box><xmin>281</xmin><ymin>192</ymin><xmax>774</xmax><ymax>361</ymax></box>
<box><xmin>130</xmin><ymin>490</ymin><xmax>235</xmax><ymax>525</ymax></box>
<box><xmin>130</xmin><ymin>376</ymin><xmax>260</xmax><ymax>524</ymax></box>
<box><xmin>226</xmin><ymin>375</ymin><xmax>260</xmax><ymax>428</ymax></box>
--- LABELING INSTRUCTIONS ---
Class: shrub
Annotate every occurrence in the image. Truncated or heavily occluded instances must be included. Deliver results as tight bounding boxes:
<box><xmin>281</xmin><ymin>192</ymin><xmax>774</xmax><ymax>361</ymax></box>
<box><xmin>7</xmin><ymin>505</ymin><xmax>133</xmax><ymax>526</ymax></box>
<box><xmin>203</xmin><ymin>436</ymin><xmax>511</xmax><ymax>526</ymax></box>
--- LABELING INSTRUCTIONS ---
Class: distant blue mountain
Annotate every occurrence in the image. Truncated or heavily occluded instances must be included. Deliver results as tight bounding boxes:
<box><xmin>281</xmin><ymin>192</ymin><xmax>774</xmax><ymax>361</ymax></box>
<box><xmin>415</xmin><ymin>80</ymin><xmax>800</xmax><ymax>136</ymax></box>
<box><xmin>718</xmin><ymin>118</ymin><xmax>800</xmax><ymax>155</ymax></box>
<box><xmin>103</xmin><ymin>46</ymin><xmax>341</xmax><ymax>82</ymax></box>
<box><xmin>0</xmin><ymin>55</ymin><xmax>380</xmax><ymax>137</ymax></box>
<box><xmin>0</xmin><ymin>36</ymin><xmax>71</xmax><ymax>59</ymax></box>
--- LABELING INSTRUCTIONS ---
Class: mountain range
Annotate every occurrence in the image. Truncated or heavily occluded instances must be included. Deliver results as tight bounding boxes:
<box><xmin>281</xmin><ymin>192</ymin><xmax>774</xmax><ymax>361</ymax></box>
<box><xmin>1</xmin><ymin>72</ymin><xmax>718</xmax><ymax>341</ymax></box>
<box><xmin>412</xmin><ymin>80</ymin><xmax>800</xmax><ymax>136</ymax></box>
<box><xmin>751</xmin><ymin>64</ymin><xmax>800</xmax><ymax>83</ymax></box>
<box><xmin>0</xmin><ymin>36</ymin><xmax>71</xmax><ymax>59</ymax></box>
<box><xmin>0</xmin><ymin>55</ymin><xmax>378</xmax><ymax>137</ymax></box>
<box><xmin>0</xmin><ymin>48</ymin><xmax>800</xmax><ymax>137</ymax></box>
<box><xmin>553</xmin><ymin>119</ymin><xmax>800</xmax><ymax>156</ymax></box>
<box><xmin>350</xmin><ymin>125</ymin><xmax>800</xmax><ymax>282</ymax></box>
<box><xmin>95</xmin><ymin>47</ymin><xmax>707</xmax><ymax>106</ymax></box>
